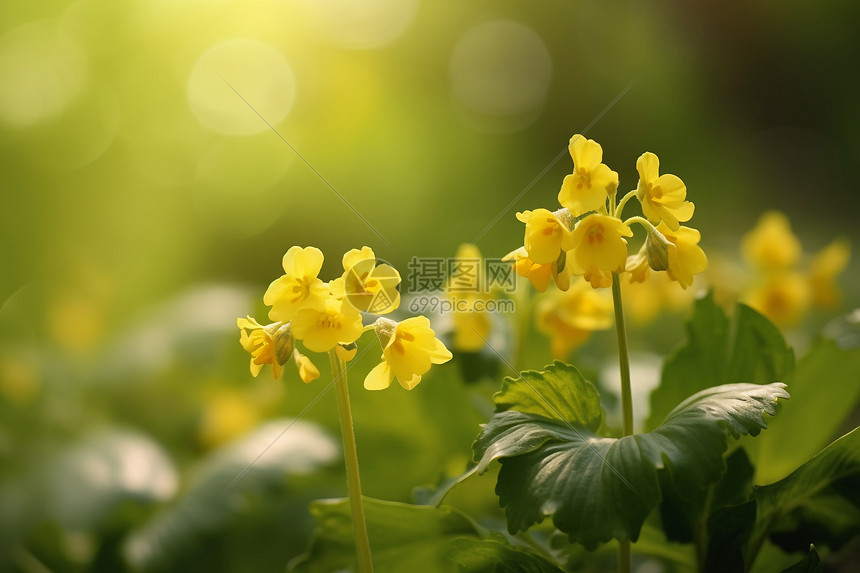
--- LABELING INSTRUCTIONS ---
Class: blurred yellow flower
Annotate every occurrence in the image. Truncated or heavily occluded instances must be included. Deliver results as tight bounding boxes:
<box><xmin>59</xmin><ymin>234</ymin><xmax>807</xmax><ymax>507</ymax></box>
<box><xmin>364</xmin><ymin>317</ymin><xmax>452</xmax><ymax>391</ymax></box>
<box><xmin>340</xmin><ymin>246</ymin><xmax>401</xmax><ymax>314</ymax></box>
<box><xmin>447</xmin><ymin>244</ymin><xmax>492</xmax><ymax>351</ymax></box>
<box><xmin>635</xmin><ymin>152</ymin><xmax>694</xmax><ymax>231</ymax></box>
<box><xmin>264</xmin><ymin>246</ymin><xmax>329</xmax><ymax>322</ymax></box>
<box><xmin>291</xmin><ymin>293</ymin><xmax>364</xmax><ymax>353</ymax></box>
<box><xmin>568</xmin><ymin>214</ymin><xmax>633</xmax><ymax>288</ymax></box>
<box><xmin>237</xmin><ymin>316</ymin><xmax>289</xmax><ymax>379</ymax></box>
<box><xmin>658</xmin><ymin>222</ymin><xmax>708</xmax><ymax>289</ymax></box>
<box><xmin>536</xmin><ymin>279</ymin><xmax>613</xmax><ymax>359</ymax></box>
<box><xmin>744</xmin><ymin>272</ymin><xmax>811</xmax><ymax>328</ymax></box>
<box><xmin>452</xmin><ymin>305</ymin><xmax>492</xmax><ymax>352</ymax></box>
<box><xmin>0</xmin><ymin>353</ymin><xmax>40</xmax><ymax>406</ymax></box>
<box><xmin>516</xmin><ymin>208</ymin><xmax>571</xmax><ymax>264</ymax></box>
<box><xmin>558</xmin><ymin>134</ymin><xmax>619</xmax><ymax>216</ymax></box>
<box><xmin>622</xmin><ymin>272</ymin><xmax>698</xmax><ymax>325</ymax></box>
<box><xmin>198</xmin><ymin>388</ymin><xmax>260</xmax><ymax>448</ymax></box>
<box><xmin>809</xmin><ymin>238</ymin><xmax>850</xmax><ymax>308</ymax></box>
<box><xmin>741</xmin><ymin>212</ymin><xmax>801</xmax><ymax>272</ymax></box>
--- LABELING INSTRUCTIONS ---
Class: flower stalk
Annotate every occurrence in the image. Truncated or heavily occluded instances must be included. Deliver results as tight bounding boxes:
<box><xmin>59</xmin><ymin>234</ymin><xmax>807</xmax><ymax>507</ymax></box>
<box><xmin>329</xmin><ymin>350</ymin><xmax>374</xmax><ymax>573</ymax></box>
<box><xmin>611</xmin><ymin>272</ymin><xmax>634</xmax><ymax>573</ymax></box>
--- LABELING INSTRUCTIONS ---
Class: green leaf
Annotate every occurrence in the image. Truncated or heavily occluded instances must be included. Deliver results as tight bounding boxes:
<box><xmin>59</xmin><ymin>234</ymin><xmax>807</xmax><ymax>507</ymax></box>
<box><xmin>289</xmin><ymin>498</ymin><xmax>562</xmax><ymax>573</ymax></box>
<box><xmin>413</xmin><ymin>466</ymin><xmax>479</xmax><ymax>507</ymax></box>
<box><xmin>704</xmin><ymin>500</ymin><xmax>756</xmax><ymax>573</ymax></box>
<box><xmin>648</xmin><ymin>294</ymin><xmax>794</xmax><ymax>430</ymax></box>
<box><xmin>751</xmin><ymin>427</ymin><xmax>860</xmax><ymax>560</ymax></box>
<box><xmin>492</xmin><ymin>361</ymin><xmax>603</xmax><ymax>431</ymax></box>
<box><xmin>474</xmin><ymin>370</ymin><xmax>788</xmax><ymax>548</ymax></box>
<box><xmin>659</xmin><ymin>446</ymin><xmax>755</xmax><ymax>544</ymax></box>
<box><xmin>779</xmin><ymin>545</ymin><xmax>821</xmax><ymax>573</ymax></box>
<box><xmin>449</xmin><ymin>537</ymin><xmax>563</xmax><ymax>572</ymax></box>
<box><xmin>754</xmin><ymin>338</ymin><xmax>860</xmax><ymax>483</ymax></box>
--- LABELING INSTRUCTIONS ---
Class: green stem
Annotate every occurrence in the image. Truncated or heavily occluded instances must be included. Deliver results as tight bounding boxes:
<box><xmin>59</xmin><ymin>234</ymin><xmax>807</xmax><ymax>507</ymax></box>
<box><xmin>329</xmin><ymin>350</ymin><xmax>374</xmax><ymax>573</ymax></box>
<box><xmin>611</xmin><ymin>273</ymin><xmax>634</xmax><ymax>573</ymax></box>
<box><xmin>615</xmin><ymin>190</ymin><xmax>637</xmax><ymax>218</ymax></box>
<box><xmin>611</xmin><ymin>274</ymin><xmax>634</xmax><ymax>437</ymax></box>
<box><xmin>624</xmin><ymin>215</ymin><xmax>659</xmax><ymax>235</ymax></box>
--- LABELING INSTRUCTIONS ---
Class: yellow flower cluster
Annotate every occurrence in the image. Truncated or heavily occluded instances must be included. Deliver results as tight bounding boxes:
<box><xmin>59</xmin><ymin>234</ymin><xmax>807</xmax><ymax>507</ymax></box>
<box><xmin>734</xmin><ymin>212</ymin><xmax>850</xmax><ymax>327</ymax></box>
<box><xmin>507</xmin><ymin>135</ymin><xmax>708</xmax><ymax>292</ymax></box>
<box><xmin>238</xmin><ymin>246</ymin><xmax>451</xmax><ymax>391</ymax></box>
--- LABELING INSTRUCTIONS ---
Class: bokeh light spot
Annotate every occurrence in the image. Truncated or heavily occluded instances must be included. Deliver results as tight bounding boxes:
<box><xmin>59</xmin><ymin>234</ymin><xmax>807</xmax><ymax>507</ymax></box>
<box><xmin>449</xmin><ymin>20</ymin><xmax>553</xmax><ymax>133</ymax></box>
<box><xmin>300</xmin><ymin>0</ymin><xmax>420</xmax><ymax>50</ymax></box>
<box><xmin>0</xmin><ymin>19</ymin><xmax>88</xmax><ymax>127</ymax></box>
<box><xmin>187</xmin><ymin>38</ymin><xmax>295</xmax><ymax>136</ymax></box>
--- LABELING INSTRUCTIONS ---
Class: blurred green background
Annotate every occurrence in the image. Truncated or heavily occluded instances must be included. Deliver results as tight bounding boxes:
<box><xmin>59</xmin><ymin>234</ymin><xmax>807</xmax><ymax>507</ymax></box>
<box><xmin>1</xmin><ymin>0</ymin><xmax>859</xmax><ymax>571</ymax></box>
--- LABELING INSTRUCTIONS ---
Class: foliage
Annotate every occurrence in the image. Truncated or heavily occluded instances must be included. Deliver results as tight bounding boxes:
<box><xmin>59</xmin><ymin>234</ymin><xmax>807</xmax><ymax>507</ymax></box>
<box><xmin>289</xmin><ymin>498</ymin><xmax>562</xmax><ymax>573</ymax></box>
<box><xmin>473</xmin><ymin>361</ymin><xmax>788</xmax><ymax>548</ymax></box>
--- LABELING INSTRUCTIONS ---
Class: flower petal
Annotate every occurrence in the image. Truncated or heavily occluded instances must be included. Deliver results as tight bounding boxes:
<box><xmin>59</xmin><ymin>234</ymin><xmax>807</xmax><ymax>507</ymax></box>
<box><xmin>364</xmin><ymin>360</ymin><xmax>394</xmax><ymax>390</ymax></box>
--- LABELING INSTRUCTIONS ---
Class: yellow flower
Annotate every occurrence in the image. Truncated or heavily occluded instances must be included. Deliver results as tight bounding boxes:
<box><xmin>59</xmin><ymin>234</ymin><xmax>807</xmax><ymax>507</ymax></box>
<box><xmin>635</xmin><ymin>152</ymin><xmax>694</xmax><ymax>231</ymax></box>
<box><xmin>264</xmin><ymin>247</ymin><xmax>329</xmax><ymax>323</ymax></box>
<box><xmin>744</xmin><ymin>272</ymin><xmax>810</xmax><ymax>328</ymax></box>
<box><xmin>290</xmin><ymin>293</ymin><xmax>364</xmax><ymax>353</ymax></box>
<box><xmin>293</xmin><ymin>349</ymin><xmax>321</xmax><ymax>383</ymax></box>
<box><xmin>809</xmin><ymin>238</ymin><xmax>850</xmax><ymax>309</ymax></box>
<box><xmin>536</xmin><ymin>279</ymin><xmax>613</xmax><ymax>359</ymax></box>
<box><xmin>657</xmin><ymin>222</ymin><xmax>708</xmax><ymax>289</ymax></box>
<box><xmin>504</xmin><ymin>247</ymin><xmax>569</xmax><ymax>292</ymax></box>
<box><xmin>558</xmin><ymin>134</ymin><xmax>619</xmax><ymax>216</ymax></box>
<box><xmin>364</xmin><ymin>317</ymin><xmax>452</xmax><ymax>391</ymax></box>
<box><xmin>237</xmin><ymin>316</ymin><xmax>291</xmax><ymax>379</ymax></box>
<box><xmin>340</xmin><ymin>246</ymin><xmax>401</xmax><ymax>314</ymax></box>
<box><xmin>568</xmin><ymin>214</ymin><xmax>633</xmax><ymax>288</ymax></box>
<box><xmin>741</xmin><ymin>212</ymin><xmax>801</xmax><ymax>272</ymax></box>
<box><xmin>516</xmin><ymin>209</ymin><xmax>571</xmax><ymax>264</ymax></box>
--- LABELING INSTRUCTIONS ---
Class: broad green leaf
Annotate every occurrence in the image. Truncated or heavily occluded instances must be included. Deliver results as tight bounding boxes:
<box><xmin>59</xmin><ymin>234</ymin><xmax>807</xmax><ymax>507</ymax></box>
<box><xmin>750</xmin><ymin>427</ymin><xmax>860</xmax><ymax>563</ymax></box>
<box><xmin>754</xmin><ymin>338</ymin><xmax>860</xmax><ymax>483</ymax></box>
<box><xmin>493</xmin><ymin>361</ymin><xmax>603</xmax><ymax>431</ymax></box>
<box><xmin>704</xmin><ymin>500</ymin><xmax>756</xmax><ymax>573</ymax></box>
<box><xmin>474</xmin><ymin>375</ymin><xmax>788</xmax><ymax>548</ymax></box>
<box><xmin>648</xmin><ymin>294</ymin><xmax>794</xmax><ymax>430</ymax></box>
<box><xmin>659</xmin><ymin>446</ymin><xmax>755</xmax><ymax>544</ymax></box>
<box><xmin>289</xmin><ymin>498</ymin><xmax>561</xmax><ymax>573</ymax></box>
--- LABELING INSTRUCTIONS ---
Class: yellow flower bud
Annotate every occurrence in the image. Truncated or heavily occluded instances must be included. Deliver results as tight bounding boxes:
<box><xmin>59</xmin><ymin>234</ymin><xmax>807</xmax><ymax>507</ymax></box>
<box><xmin>645</xmin><ymin>227</ymin><xmax>671</xmax><ymax>272</ymax></box>
<box><xmin>237</xmin><ymin>316</ymin><xmax>288</xmax><ymax>379</ymax></box>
